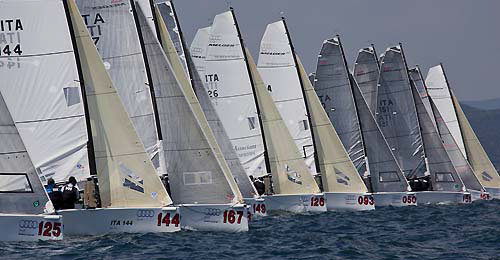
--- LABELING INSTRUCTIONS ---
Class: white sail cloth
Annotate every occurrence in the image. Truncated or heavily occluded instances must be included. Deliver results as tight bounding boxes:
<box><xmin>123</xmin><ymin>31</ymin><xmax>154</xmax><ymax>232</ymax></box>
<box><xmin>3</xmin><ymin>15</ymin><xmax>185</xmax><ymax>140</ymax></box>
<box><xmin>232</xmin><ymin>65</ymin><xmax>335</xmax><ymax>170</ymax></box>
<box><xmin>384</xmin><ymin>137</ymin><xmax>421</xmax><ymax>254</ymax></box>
<box><xmin>354</xmin><ymin>46</ymin><xmax>380</xmax><ymax>115</ymax></box>
<box><xmin>257</xmin><ymin>20</ymin><xmax>316</xmax><ymax>175</ymax></box>
<box><xmin>0</xmin><ymin>0</ymin><xmax>89</xmax><ymax>185</ymax></box>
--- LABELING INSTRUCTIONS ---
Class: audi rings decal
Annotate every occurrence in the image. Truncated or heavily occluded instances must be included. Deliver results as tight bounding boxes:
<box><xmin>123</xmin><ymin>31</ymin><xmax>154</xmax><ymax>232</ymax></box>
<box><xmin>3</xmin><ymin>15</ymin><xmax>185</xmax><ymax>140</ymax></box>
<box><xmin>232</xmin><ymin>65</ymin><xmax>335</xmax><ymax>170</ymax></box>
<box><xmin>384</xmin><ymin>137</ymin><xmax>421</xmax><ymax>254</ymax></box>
<box><xmin>204</xmin><ymin>208</ymin><xmax>221</xmax><ymax>216</ymax></box>
<box><xmin>136</xmin><ymin>209</ymin><xmax>155</xmax><ymax>218</ymax></box>
<box><xmin>18</xmin><ymin>220</ymin><xmax>38</xmax><ymax>229</ymax></box>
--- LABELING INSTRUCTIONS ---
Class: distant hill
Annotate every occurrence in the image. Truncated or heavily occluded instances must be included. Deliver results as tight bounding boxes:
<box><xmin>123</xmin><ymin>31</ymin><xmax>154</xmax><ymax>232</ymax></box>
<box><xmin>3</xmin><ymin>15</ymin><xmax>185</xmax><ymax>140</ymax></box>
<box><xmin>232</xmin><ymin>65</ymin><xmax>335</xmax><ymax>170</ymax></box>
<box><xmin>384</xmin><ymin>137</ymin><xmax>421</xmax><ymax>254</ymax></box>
<box><xmin>462</xmin><ymin>98</ymin><xmax>500</xmax><ymax>110</ymax></box>
<box><xmin>461</xmin><ymin>103</ymin><xmax>500</xmax><ymax>171</ymax></box>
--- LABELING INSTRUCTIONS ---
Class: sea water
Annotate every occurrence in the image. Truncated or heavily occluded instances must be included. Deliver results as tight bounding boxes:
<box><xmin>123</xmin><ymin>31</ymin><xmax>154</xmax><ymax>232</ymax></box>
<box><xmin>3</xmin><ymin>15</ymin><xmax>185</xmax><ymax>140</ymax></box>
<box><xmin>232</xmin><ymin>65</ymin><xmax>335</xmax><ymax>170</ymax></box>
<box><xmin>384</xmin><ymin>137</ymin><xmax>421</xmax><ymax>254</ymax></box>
<box><xmin>3</xmin><ymin>200</ymin><xmax>500</xmax><ymax>259</ymax></box>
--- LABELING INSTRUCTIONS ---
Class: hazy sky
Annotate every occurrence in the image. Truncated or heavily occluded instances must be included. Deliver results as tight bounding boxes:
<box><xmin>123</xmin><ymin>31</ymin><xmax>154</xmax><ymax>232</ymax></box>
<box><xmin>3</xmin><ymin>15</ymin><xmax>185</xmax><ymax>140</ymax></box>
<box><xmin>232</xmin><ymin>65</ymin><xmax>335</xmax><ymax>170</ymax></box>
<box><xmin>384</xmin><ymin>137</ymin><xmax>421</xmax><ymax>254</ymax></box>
<box><xmin>172</xmin><ymin>0</ymin><xmax>499</xmax><ymax>101</ymax></box>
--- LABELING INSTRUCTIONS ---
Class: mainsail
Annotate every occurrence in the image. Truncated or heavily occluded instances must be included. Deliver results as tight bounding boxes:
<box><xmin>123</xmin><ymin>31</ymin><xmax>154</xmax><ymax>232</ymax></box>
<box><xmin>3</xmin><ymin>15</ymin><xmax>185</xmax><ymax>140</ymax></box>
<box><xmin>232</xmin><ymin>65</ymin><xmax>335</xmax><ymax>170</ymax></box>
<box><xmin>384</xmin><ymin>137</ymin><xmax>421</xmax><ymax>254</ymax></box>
<box><xmin>410</xmin><ymin>79</ymin><xmax>465</xmax><ymax>192</ymax></box>
<box><xmin>425</xmin><ymin>65</ymin><xmax>466</xmax><ymax>159</ymax></box>
<box><xmin>189</xmin><ymin>26</ymin><xmax>211</xmax><ymax>77</ymax></box>
<box><xmin>154</xmin><ymin>2</ymin><xmax>257</xmax><ymax>198</ymax></box>
<box><xmin>75</xmin><ymin>0</ymin><xmax>160</xmax><ymax>160</ymax></box>
<box><xmin>353</xmin><ymin>45</ymin><xmax>380</xmax><ymax>115</ymax></box>
<box><xmin>0</xmin><ymin>0</ymin><xmax>90</xmax><ymax>185</ymax></box>
<box><xmin>313</xmin><ymin>37</ymin><xmax>365</xmax><ymax>173</ymax></box>
<box><xmin>67</xmin><ymin>0</ymin><xmax>171</xmax><ymax>207</ymax></box>
<box><xmin>297</xmin><ymin>56</ymin><xmax>368</xmax><ymax>193</ymax></box>
<box><xmin>450</xmin><ymin>90</ymin><xmax>500</xmax><ymax>188</ymax></box>
<box><xmin>0</xmin><ymin>86</ymin><xmax>51</xmax><ymax>215</ymax></box>
<box><xmin>376</xmin><ymin>45</ymin><xmax>424</xmax><ymax>177</ymax></box>
<box><xmin>203</xmin><ymin>11</ymin><xmax>268</xmax><ymax>178</ymax></box>
<box><xmin>135</xmin><ymin>4</ymin><xmax>242</xmax><ymax>204</ymax></box>
<box><xmin>409</xmin><ymin>66</ymin><xmax>436</xmax><ymax>128</ymax></box>
<box><xmin>257</xmin><ymin>20</ymin><xmax>316</xmax><ymax>175</ymax></box>
<box><xmin>246</xmin><ymin>48</ymin><xmax>320</xmax><ymax>194</ymax></box>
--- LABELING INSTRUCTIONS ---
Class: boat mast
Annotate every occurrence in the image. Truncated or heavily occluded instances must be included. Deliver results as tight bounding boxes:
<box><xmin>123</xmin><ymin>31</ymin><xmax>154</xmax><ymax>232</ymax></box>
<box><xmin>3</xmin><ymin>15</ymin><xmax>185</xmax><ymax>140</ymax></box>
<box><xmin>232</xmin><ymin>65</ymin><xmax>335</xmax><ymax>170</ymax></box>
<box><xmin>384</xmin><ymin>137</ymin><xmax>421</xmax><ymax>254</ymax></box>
<box><xmin>371</xmin><ymin>43</ymin><xmax>380</xmax><ymax>69</ymax></box>
<box><xmin>130</xmin><ymin>0</ymin><xmax>163</xmax><ymax>141</ymax></box>
<box><xmin>230</xmin><ymin>7</ymin><xmax>271</xmax><ymax>174</ymax></box>
<box><xmin>63</xmin><ymin>0</ymin><xmax>97</xmax><ymax>176</ymax></box>
<box><xmin>148</xmin><ymin>0</ymin><xmax>162</xmax><ymax>44</ymax></box>
<box><xmin>440</xmin><ymin>63</ymin><xmax>471</xmax><ymax>161</ymax></box>
<box><xmin>281</xmin><ymin>17</ymin><xmax>320</xmax><ymax>173</ymax></box>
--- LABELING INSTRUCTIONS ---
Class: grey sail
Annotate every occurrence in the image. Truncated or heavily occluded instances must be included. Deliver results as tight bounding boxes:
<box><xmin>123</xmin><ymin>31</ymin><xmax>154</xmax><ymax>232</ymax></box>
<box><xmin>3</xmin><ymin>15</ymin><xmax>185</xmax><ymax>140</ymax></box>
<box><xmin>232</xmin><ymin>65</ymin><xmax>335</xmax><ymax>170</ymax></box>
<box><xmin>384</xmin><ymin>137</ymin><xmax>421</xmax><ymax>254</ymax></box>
<box><xmin>410</xmin><ymin>81</ymin><xmax>465</xmax><ymax>192</ymax></box>
<box><xmin>351</xmin><ymin>74</ymin><xmax>410</xmax><ymax>192</ymax></box>
<box><xmin>75</xmin><ymin>0</ymin><xmax>159</xmax><ymax>161</ymax></box>
<box><xmin>0</xmin><ymin>91</ymin><xmax>50</xmax><ymax>215</ymax></box>
<box><xmin>430</xmin><ymin>98</ymin><xmax>483</xmax><ymax>192</ymax></box>
<box><xmin>353</xmin><ymin>46</ymin><xmax>380</xmax><ymax>115</ymax></box>
<box><xmin>136</xmin><ymin>3</ymin><xmax>241</xmax><ymax>204</ymax></box>
<box><xmin>154</xmin><ymin>1</ymin><xmax>257</xmax><ymax>198</ymax></box>
<box><xmin>376</xmin><ymin>46</ymin><xmax>424</xmax><ymax>177</ymax></box>
<box><xmin>313</xmin><ymin>37</ymin><xmax>365</xmax><ymax>174</ymax></box>
<box><xmin>409</xmin><ymin>66</ymin><xmax>436</xmax><ymax>129</ymax></box>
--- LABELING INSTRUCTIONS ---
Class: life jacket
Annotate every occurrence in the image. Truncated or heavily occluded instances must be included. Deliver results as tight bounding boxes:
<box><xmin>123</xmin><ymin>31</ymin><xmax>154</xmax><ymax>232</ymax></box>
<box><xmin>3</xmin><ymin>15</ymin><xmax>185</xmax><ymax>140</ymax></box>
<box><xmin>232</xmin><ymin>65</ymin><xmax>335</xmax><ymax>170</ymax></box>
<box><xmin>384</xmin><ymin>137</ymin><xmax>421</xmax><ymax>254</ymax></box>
<box><xmin>61</xmin><ymin>184</ymin><xmax>78</xmax><ymax>209</ymax></box>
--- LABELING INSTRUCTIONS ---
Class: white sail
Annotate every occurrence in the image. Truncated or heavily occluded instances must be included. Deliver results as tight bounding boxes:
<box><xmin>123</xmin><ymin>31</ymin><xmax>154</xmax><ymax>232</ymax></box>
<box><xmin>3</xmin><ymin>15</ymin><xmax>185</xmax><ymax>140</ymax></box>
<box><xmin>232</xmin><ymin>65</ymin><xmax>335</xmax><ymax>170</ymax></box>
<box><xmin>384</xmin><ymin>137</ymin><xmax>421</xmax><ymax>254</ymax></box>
<box><xmin>425</xmin><ymin>65</ymin><xmax>467</xmax><ymax>159</ymax></box>
<box><xmin>410</xmin><ymin>79</ymin><xmax>465</xmax><ymax>192</ymax></box>
<box><xmin>67</xmin><ymin>0</ymin><xmax>171</xmax><ymax>208</ymax></box>
<box><xmin>135</xmin><ymin>4</ymin><xmax>242</xmax><ymax>204</ymax></box>
<box><xmin>409</xmin><ymin>66</ymin><xmax>436</xmax><ymax>128</ymax></box>
<box><xmin>257</xmin><ymin>20</ymin><xmax>316</xmax><ymax>175</ymax></box>
<box><xmin>154</xmin><ymin>3</ymin><xmax>257</xmax><ymax>198</ymax></box>
<box><xmin>450</xmin><ymin>90</ymin><xmax>500</xmax><ymax>189</ymax></box>
<box><xmin>75</xmin><ymin>0</ymin><xmax>159</xmax><ymax>161</ymax></box>
<box><xmin>189</xmin><ymin>26</ymin><xmax>211</xmax><ymax>77</ymax></box>
<box><xmin>313</xmin><ymin>37</ymin><xmax>365</xmax><ymax>174</ymax></box>
<box><xmin>353</xmin><ymin>46</ymin><xmax>380</xmax><ymax>115</ymax></box>
<box><xmin>0</xmin><ymin>0</ymin><xmax>89</xmax><ymax>184</ymax></box>
<box><xmin>246</xmin><ymin>48</ymin><xmax>320</xmax><ymax>194</ymax></box>
<box><xmin>204</xmin><ymin>11</ymin><xmax>268</xmax><ymax>178</ymax></box>
<box><xmin>0</xmin><ymin>86</ymin><xmax>51</xmax><ymax>214</ymax></box>
<box><xmin>376</xmin><ymin>45</ymin><xmax>424</xmax><ymax>176</ymax></box>
<box><xmin>298</xmin><ymin>56</ymin><xmax>368</xmax><ymax>193</ymax></box>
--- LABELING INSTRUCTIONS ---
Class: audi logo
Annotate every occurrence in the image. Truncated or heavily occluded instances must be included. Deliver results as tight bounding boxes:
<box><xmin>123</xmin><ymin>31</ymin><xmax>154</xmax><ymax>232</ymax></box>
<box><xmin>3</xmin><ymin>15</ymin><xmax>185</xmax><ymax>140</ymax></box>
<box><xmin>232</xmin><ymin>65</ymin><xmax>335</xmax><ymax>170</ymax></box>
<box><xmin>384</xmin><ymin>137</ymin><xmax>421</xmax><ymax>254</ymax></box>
<box><xmin>204</xmin><ymin>208</ymin><xmax>221</xmax><ymax>216</ymax></box>
<box><xmin>18</xmin><ymin>220</ymin><xmax>38</xmax><ymax>229</ymax></box>
<box><xmin>136</xmin><ymin>209</ymin><xmax>155</xmax><ymax>218</ymax></box>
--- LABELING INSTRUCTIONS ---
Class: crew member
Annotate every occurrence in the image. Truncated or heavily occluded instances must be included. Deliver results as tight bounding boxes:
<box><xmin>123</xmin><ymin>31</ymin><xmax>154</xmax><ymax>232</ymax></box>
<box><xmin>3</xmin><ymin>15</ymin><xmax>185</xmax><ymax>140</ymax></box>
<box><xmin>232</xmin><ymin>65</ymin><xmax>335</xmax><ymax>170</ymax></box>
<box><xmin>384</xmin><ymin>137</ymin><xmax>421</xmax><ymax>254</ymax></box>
<box><xmin>61</xmin><ymin>176</ymin><xmax>80</xmax><ymax>209</ymax></box>
<box><xmin>45</xmin><ymin>178</ymin><xmax>63</xmax><ymax>210</ymax></box>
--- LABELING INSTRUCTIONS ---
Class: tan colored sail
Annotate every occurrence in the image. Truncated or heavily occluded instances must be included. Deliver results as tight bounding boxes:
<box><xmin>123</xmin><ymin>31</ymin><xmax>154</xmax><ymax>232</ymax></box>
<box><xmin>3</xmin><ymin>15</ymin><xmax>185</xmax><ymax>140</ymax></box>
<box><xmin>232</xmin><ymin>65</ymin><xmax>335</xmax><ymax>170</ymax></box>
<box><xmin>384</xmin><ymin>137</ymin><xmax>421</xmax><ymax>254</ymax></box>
<box><xmin>296</xmin><ymin>56</ymin><xmax>368</xmax><ymax>193</ymax></box>
<box><xmin>153</xmin><ymin>6</ymin><xmax>243</xmax><ymax>202</ymax></box>
<box><xmin>451</xmin><ymin>90</ymin><xmax>500</xmax><ymax>188</ymax></box>
<box><xmin>68</xmin><ymin>0</ymin><xmax>171</xmax><ymax>207</ymax></box>
<box><xmin>245</xmin><ymin>48</ymin><xmax>320</xmax><ymax>194</ymax></box>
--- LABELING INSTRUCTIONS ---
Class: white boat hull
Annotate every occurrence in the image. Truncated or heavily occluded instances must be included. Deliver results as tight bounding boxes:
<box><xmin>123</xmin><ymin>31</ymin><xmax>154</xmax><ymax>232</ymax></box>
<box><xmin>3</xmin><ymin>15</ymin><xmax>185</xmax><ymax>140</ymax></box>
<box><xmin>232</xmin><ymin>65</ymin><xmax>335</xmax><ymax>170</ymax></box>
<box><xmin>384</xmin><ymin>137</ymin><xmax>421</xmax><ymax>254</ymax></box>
<box><xmin>264</xmin><ymin>194</ymin><xmax>327</xmax><ymax>213</ymax></box>
<box><xmin>324</xmin><ymin>192</ymin><xmax>375</xmax><ymax>211</ymax></box>
<box><xmin>0</xmin><ymin>214</ymin><xmax>63</xmax><ymax>241</ymax></box>
<box><xmin>373</xmin><ymin>192</ymin><xmax>417</xmax><ymax>207</ymax></box>
<box><xmin>59</xmin><ymin>207</ymin><xmax>180</xmax><ymax>236</ymax></box>
<box><xmin>469</xmin><ymin>190</ymin><xmax>491</xmax><ymax>201</ymax></box>
<box><xmin>415</xmin><ymin>191</ymin><xmax>471</xmax><ymax>204</ymax></box>
<box><xmin>484</xmin><ymin>187</ymin><xmax>500</xmax><ymax>200</ymax></box>
<box><xmin>179</xmin><ymin>204</ymin><xmax>249</xmax><ymax>232</ymax></box>
<box><xmin>244</xmin><ymin>198</ymin><xmax>267</xmax><ymax>218</ymax></box>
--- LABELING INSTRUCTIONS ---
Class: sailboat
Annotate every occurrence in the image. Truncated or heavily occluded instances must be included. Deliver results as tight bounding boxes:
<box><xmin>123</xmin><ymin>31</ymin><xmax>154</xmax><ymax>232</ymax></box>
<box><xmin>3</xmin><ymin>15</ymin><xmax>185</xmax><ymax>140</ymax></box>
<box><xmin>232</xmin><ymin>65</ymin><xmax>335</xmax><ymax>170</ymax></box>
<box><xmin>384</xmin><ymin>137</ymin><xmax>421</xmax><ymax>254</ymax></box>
<box><xmin>313</xmin><ymin>37</ymin><xmax>414</xmax><ymax>207</ymax></box>
<box><xmin>426</xmin><ymin>64</ymin><xmax>500</xmax><ymax>199</ymax></box>
<box><xmin>151</xmin><ymin>0</ymin><xmax>265</xmax><ymax>217</ymax></box>
<box><xmin>257</xmin><ymin>19</ymin><xmax>317</xmax><ymax>176</ymax></box>
<box><xmin>353</xmin><ymin>45</ymin><xmax>380</xmax><ymax>115</ymax></box>
<box><xmin>0</xmin><ymin>76</ymin><xmax>63</xmax><ymax>241</ymax></box>
<box><xmin>258</xmin><ymin>20</ymin><xmax>372</xmax><ymax>211</ymax></box>
<box><xmin>199</xmin><ymin>10</ymin><xmax>323</xmax><ymax>213</ymax></box>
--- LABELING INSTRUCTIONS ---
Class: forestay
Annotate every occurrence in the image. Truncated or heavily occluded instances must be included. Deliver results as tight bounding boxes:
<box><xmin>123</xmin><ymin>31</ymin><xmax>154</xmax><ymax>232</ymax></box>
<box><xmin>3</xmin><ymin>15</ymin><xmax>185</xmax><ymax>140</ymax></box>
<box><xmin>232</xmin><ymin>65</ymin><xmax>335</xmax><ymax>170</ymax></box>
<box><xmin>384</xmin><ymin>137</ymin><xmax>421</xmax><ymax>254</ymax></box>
<box><xmin>376</xmin><ymin>46</ymin><xmax>423</xmax><ymax>177</ymax></box>
<box><xmin>0</xmin><ymin>85</ymin><xmax>51</xmax><ymax>214</ymax></box>
<box><xmin>257</xmin><ymin>20</ymin><xmax>316</xmax><ymax>175</ymax></box>
<box><xmin>246</xmin><ymin>49</ymin><xmax>320</xmax><ymax>195</ymax></box>
<box><xmin>410</xmin><ymin>80</ymin><xmax>464</xmax><ymax>192</ymax></box>
<box><xmin>409</xmin><ymin>66</ymin><xmax>436</xmax><ymax>128</ymax></box>
<box><xmin>298</xmin><ymin>56</ymin><xmax>368</xmax><ymax>193</ymax></box>
<box><xmin>204</xmin><ymin>11</ymin><xmax>268</xmax><ymax>178</ymax></box>
<box><xmin>67</xmin><ymin>0</ymin><xmax>171</xmax><ymax>207</ymax></box>
<box><xmin>353</xmin><ymin>46</ymin><xmax>380</xmax><ymax>115</ymax></box>
<box><xmin>351</xmin><ymin>75</ymin><xmax>410</xmax><ymax>192</ymax></box>
<box><xmin>154</xmin><ymin>3</ymin><xmax>257</xmax><ymax>198</ymax></box>
<box><xmin>313</xmin><ymin>37</ymin><xmax>365</xmax><ymax>173</ymax></box>
<box><xmin>425</xmin><ymin>65</ymin><xmax>466</xmax><ymax>159</ymax></box>
<box><xmin>135</xmin><ymin>4</ymin><xmax>242</xmax><ymax>204</ymax></box>
<box><xmin>0</xmin><ymin>0</ymin><xmax>89</xmax><ymax>185</ymax></box>
<box><xmin>430</xmin><ymin>99</ymin><xmax>483</xmax><ymax>192</ymax></box>
<box><xmin>450</xmin><ymin>91</ymin><xmax>500</xmax><ymax>189</ymax></box>
<box><xmin>75</xmin><ymin>0</ymin><xmax>159</xmax><ymax>162</ymax></box>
